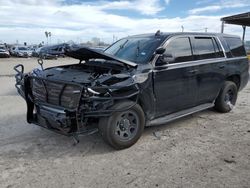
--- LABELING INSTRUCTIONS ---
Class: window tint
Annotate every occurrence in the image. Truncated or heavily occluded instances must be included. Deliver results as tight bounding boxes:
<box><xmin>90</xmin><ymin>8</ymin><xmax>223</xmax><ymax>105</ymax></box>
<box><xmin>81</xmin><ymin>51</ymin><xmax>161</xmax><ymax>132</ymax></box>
<box><xmin>224</xmin><ymin>37</ymin><xmax>246</xmax><ymax>57</ymax></box>
<box><xmin>165</xmin><ymin>37</ymin><xmax>193</xmax><ymax>63</ymax></box>
<box><xmin>193</xmin><ymin>37</ymin><xmax>216</xmax><ymax>60</ymax></box>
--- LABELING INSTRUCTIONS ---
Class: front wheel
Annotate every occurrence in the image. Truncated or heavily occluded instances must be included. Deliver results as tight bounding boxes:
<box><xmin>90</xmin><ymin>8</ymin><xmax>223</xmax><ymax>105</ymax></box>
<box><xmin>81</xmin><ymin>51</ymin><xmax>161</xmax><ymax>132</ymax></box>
<box><xmin>98</xmin><ymin>101</ymin><xmax>145</xmax><ymax>150</ymax></box>
<box><xmin>214</xmin><ymin>81</ymin><xmax>238</xmax><ymax>113</ymax></box>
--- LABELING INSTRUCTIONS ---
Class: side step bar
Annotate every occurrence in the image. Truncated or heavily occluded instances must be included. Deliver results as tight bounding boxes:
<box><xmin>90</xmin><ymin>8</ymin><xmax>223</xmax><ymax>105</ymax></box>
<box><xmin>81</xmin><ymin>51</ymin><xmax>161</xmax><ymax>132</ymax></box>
<box><xmin>148</xmin><ymin>103</ymin><xmax>214</xmax><ymax>126</ymax></box>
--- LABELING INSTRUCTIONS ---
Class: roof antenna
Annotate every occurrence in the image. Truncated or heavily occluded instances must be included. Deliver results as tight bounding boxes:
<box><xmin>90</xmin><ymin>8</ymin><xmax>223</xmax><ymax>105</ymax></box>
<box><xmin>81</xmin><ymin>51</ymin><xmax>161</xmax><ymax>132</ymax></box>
<box><xmin>155</xmin><ymin>30</ymin><xmax>161</xmax><ymax>36</ymax></box>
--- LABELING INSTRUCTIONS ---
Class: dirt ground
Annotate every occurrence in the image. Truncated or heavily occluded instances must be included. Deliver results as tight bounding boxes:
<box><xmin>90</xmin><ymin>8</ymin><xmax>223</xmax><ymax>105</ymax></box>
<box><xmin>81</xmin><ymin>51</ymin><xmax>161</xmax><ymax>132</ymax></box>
<box><xmin>0</xmin><ymin>57</ymin><xmax>250</xmax><ymax>188</ymax></box>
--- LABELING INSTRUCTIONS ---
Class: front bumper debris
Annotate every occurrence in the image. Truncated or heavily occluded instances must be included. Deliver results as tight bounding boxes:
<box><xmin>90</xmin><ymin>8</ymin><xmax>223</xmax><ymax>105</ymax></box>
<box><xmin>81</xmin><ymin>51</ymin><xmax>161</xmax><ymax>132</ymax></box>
<box><xmin>13</xmin><ymin>64</ymin><xmax>139</xmax><ymax>140</ymax></box>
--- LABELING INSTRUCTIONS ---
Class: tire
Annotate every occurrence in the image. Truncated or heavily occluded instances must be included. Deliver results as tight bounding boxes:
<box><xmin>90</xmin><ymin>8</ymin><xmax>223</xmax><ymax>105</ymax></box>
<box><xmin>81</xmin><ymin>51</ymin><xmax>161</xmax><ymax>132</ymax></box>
<box><xmin>214</xmin><ymin>81</ymin><xmax>238</xmax><ymax>113</ymax></box>
<box><xmin>98</xmin><ymin>100</ymin><xmax>145</xmax><ymax>150</ymax></box>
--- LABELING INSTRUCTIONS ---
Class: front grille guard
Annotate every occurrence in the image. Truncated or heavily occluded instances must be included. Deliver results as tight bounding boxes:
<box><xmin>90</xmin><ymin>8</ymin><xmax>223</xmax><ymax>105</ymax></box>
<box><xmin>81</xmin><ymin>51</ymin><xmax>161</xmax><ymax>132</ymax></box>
<box><xmin>29</xmin><ymin>76</ymin><xmax>84</xmax><ymax>111</ymax></box>
<box><xmin>14</xmin><ymin>64</ymin><xmax>25</xmax><ymax>97</ymax></box>
<box><xmin>14</xmin><ymin>64</ymin><xmax>140</xmax><ymax>141</ymax></box>
<box><xmin>14</xmin><ymin>64</ymin><xmax>140</xmax><ymax>115</ymax></box>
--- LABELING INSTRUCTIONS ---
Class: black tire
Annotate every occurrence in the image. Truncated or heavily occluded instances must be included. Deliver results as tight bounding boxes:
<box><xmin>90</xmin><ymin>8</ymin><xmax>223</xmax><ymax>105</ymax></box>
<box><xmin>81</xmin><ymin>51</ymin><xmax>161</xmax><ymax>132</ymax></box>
<box><xmin>98</xmin><ymin>100</ymin><xmax>145</xmax><ymax>150</ymax></box>
<box><xmin>214</xmin><ymin>81</ymin><xmax>238</xmax><ymax>113</ymax></box>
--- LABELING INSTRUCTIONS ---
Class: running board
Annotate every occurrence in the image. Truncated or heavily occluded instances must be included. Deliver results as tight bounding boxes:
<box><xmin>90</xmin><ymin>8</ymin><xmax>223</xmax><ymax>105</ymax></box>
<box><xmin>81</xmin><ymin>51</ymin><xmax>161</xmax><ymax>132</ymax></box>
<box><xmin>148</xmin><ymin>103</ymin><xmax>214</xmax><ymax>126</ymax></box>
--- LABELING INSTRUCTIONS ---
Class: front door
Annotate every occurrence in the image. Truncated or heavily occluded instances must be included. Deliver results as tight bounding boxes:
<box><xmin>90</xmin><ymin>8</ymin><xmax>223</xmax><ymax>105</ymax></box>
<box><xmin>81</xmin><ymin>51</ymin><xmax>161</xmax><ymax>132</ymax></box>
<box><xmin>153</xmin><ymin>36</ymin><xmax>198</xmax><ymax>117</ymax></box>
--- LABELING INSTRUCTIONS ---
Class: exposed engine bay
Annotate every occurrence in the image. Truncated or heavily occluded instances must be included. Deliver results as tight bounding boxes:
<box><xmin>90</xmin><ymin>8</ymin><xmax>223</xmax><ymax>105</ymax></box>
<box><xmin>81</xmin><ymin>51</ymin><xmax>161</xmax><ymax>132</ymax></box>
<box><xmin>14</xmin><ymin>47</ymin><xmax>143</xmax><ymax>141</ymax></box>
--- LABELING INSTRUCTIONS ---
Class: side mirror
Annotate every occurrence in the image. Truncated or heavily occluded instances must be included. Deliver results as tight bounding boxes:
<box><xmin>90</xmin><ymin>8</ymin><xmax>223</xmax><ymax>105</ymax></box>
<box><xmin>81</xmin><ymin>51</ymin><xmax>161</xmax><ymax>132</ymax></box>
<box><xmin>155</xmin><ymin>47</ymin><xmax>165</xmax><ymax>54</ymax></box>
<box><xmin>155</xmin><ymin>53</ymin><xmax>175</xmax><ymax>66</ymax></box>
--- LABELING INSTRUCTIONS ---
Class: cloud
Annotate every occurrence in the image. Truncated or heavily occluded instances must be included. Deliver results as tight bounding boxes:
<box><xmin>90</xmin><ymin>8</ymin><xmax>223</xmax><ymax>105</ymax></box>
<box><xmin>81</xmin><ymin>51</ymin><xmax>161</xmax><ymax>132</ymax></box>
<box><xmin>189</xmin><ymin>0</ymin><xmax>250</xmax><ymax>15</ymax></box>
<box><xmin>0</xmin><ymin>0</ymin><xmax>248</xmax><ymax>44</ymax></box>
<box><xmin>188</xmin><ymin>5</ymin><xmax>222</xmax><ymax>15</ymax></box>
<box><xmin>98</xmin><ymin>0</ymin><xmax>164</xmax><ymax>15</ymax></box>
<box><xmin>164</xmin><ymin>0</ymin><xmax>171</xmax><ymax>4</ymax></box>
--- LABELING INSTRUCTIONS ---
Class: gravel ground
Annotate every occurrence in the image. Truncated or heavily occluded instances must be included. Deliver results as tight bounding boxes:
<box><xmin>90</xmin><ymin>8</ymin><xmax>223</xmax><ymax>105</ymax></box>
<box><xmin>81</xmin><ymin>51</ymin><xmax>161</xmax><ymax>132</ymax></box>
<box><xmin>0</xmin><ymin>58</ymin><xmax>250</xmax><ymax>188</ymax></box>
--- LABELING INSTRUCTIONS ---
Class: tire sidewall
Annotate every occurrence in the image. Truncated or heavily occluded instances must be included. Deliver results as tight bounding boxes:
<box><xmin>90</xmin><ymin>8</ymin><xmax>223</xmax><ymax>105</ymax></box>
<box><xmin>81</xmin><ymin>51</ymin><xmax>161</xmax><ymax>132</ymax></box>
<box><xmin>99</xmin><ymin>101</ymin><xmax>145</xmax><ymax>149</ymax></box>
<box><xmin>215</xmin><ymin>81</ymin><xmax>238</xmax><ymax>112</ymax></box>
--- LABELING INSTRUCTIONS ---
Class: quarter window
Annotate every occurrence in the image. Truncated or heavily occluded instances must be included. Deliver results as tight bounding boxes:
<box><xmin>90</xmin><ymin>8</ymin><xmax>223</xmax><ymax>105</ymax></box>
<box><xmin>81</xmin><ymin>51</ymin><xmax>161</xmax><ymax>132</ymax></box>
<box><xmin>193</xmin><ymin>37</ymin><xmax>216</xmax><ymax>60</ymax></box>
<box><xmin>224</xmin><ymin>37</ymin><xmax>246</xmax><ymax>57</ymax></box>
<box><xmin>213</xmin><ymin>38</ymin><xmax>224</xmax><ymax>58</ymax></box>
<box><xmin>165</xmin><ymin>37</ymin><xmax>193</xmax><ymax>63</ymax></box>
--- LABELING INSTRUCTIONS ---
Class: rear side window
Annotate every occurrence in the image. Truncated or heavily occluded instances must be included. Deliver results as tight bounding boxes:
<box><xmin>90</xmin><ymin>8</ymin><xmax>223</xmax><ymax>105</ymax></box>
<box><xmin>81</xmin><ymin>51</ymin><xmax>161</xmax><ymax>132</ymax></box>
<box><xmin>165</xmin><ymin>37</ymin><xmax>193</xmax><ymax>63</ymax></box>
<box><xmin>224</xmin><ymin>37</ymin><xmax>246</xmax><ymax>57</ymax></box>
<box><xmin>193</xmin><ymin>37</ymin><xmax>216</xmax><ymax>60</ymax></box>
<box><xmin>213</xmin><ymin>38</ymin><xmax>224</xmax><ymax>58</ymax></box>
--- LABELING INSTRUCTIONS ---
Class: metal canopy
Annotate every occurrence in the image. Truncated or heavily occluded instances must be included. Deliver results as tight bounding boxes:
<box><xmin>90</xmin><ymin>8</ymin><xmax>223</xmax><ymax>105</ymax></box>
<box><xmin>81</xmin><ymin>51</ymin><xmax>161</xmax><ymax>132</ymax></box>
<box><xmin>221</xmin><ymin>12</ymin><xmax>250</xmax><ymax>26</ymax></box>
<box><xmin>221</xmin><ymin>12</ymin><xmax>250</xmax><ymax>41</ymax></box>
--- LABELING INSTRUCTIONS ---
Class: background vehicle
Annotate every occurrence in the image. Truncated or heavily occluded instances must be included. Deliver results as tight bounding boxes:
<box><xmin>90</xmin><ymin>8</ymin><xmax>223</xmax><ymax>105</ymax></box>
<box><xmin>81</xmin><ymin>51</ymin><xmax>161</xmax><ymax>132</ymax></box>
<box><xmin>32</xmin><ymin>47</ymin><xmax>42</xmax><ymax>57</ymax></box>
<box><xmin>0</xmin><ymin>45</ymin><xmax>10</xmax><ymax>58</ymax></box>
<box><xmin>14</xmin><ymin>32</ymin><xmax>249</xmax><ymax>149</ymax></box>
<box><xmin>13</xmin><ymin>46</ymin><xmax>32</xmax><ymax>57</ymax></box>
<box><xmin>39</xmin><ymin>44</ymin><xmax>66</xmax><ymax>59</ymax></box>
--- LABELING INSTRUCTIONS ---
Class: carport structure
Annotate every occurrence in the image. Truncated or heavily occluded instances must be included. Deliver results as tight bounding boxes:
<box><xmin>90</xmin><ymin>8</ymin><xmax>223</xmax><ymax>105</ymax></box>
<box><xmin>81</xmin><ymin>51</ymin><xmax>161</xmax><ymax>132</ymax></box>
<box><xmin>221</xmin><ymin>12</ymin><xmax>250</xmax><ymax>41</ymax></box>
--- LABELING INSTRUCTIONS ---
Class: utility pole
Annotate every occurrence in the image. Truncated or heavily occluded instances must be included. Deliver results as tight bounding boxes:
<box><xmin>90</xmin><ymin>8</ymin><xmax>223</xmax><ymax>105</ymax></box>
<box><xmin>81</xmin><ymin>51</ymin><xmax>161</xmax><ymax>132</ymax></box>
<box><xmin>45</xmin><ymin>31</ymin><xmax>48</xmax><ymax>45</ymax></box>
<box><xmin>48</xmin><ymin>32</ymin><xmax>51</xmax><ymax>44</ymax></box>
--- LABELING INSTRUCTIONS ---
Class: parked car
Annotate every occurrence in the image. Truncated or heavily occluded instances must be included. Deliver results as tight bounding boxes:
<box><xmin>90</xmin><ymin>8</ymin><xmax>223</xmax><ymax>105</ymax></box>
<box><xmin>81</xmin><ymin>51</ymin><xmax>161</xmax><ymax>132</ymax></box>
<box><xmin>32</xmin><ymin>47</ymin><xmax>42</xmax><ymax>57</ymax></box>
<box><xmin>10</xmin><ymin>46</ymin><xmax>17</xmax><ymax>56</ymax></box>
<box><xmin>0</xmin><ymin>45</ymin><xmax>10</xmax><ymax>58</ymax></box>
<box><xmin>13</xmin><ymin>46</ymin><xmax>32</xmax><ymax>57</ymax></box>
<box><xmin>39</xmin><ymin>44</ymin><xmax>66</xmax><ymax>59</ymax></box>
<box><xmin>14</xmin><ymin>32</ymin><xmax>249</xmax><ymax>149</ymax></box>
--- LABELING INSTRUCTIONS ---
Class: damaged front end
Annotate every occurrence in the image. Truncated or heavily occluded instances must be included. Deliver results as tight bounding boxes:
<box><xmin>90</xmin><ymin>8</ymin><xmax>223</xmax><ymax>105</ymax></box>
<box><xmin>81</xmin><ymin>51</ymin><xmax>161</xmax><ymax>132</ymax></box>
<box><xmin>14</xmin><ymin>47</ymin><xmax>140</xmax><ymax>140</ymax></box>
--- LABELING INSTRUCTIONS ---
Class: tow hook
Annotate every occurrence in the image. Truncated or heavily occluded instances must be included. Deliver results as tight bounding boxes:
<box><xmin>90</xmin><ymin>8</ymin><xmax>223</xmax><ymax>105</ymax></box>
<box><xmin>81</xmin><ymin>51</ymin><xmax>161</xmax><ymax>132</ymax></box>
<box><xmin>37</xmin><ymin>58</ymin><xmax>44</xmax><ymax>70</ymax></box>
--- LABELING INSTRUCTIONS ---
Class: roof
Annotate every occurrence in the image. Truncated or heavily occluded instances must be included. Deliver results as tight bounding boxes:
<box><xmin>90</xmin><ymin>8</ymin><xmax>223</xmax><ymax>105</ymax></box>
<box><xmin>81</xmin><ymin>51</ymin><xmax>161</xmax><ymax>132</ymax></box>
<box><xmin>127</xmin><ymin>32</ymin><xmax>238</xmax><ymax>39</ymax></box>
<box><xmin>221</xmin><ymin>12</ymin><xmax>250</xmax><ymax>27</ymax></box>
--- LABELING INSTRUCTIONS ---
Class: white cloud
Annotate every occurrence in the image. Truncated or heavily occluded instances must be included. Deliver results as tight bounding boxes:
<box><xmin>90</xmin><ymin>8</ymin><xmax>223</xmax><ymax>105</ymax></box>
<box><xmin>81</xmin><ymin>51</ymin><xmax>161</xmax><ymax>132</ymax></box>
<box><xmin>189</xmin><ymin>0</ymin><xmax>250</xmax><ymax>15</ymax></box>
<box><xmin>164</xmin><ymin>0</ymin><xmax>171</xmax><ymax>4</ymax></box>
<box><xmin>98</xmin><ymin>0</ymin><xmax>164</xmax><ymax>15</ymax></box>
<box><xmin>0</xmin><ymin>0</ymin><xmax>249</xmax><ymax>44</ymax></box>
<box><xmin>189</xmin><ymin>5</ymin><xmax>221</xmax><ymax>15</ymax></box>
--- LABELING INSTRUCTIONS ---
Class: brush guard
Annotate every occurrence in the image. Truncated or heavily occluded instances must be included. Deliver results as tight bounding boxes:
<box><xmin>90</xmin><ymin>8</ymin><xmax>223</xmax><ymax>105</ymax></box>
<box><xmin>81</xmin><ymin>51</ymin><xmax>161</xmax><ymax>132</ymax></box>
<box><xmin>13</xmin><ymin>64</ymin><xmax>140</xmax><ymax>144</ymax></box>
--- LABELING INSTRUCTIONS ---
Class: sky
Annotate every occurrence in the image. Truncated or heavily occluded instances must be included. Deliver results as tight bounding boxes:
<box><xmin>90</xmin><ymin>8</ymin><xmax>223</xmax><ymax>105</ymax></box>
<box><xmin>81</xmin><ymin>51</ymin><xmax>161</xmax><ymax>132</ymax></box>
<box><xmin>0</xmin><ymin>0</ymin><xmax>250</xmax><ymax>45</ymax></box>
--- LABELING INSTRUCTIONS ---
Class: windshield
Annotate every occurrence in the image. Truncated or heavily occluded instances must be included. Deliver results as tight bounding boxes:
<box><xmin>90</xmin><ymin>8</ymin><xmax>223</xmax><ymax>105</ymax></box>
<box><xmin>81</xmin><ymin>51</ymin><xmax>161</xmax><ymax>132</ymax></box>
<box><xmin>104</xmin><ymin>36</ymin><xmax>164</xmax><ymax>64</ymax></box>
<box><xmin>18</xmin><ymin>47</ymin><xmax>28</xmax><ymax>51</ymax></box>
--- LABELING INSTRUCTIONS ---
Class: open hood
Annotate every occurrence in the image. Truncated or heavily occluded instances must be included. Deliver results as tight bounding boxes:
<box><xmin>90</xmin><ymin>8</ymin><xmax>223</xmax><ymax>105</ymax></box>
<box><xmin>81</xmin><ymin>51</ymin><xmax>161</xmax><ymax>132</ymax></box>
<box><xmin>65</xmin><ymin>47</ymin><xmax>137</xmax><ymax>68</ymax></box>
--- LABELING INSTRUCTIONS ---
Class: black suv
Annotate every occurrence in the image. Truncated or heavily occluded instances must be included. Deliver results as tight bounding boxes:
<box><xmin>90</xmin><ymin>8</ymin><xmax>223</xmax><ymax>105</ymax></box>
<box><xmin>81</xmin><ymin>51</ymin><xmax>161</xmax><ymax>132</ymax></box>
<box><xmin>14</xmin><ymin>32</ymin><xmax>249</xmax><ymax>149</ymax></box>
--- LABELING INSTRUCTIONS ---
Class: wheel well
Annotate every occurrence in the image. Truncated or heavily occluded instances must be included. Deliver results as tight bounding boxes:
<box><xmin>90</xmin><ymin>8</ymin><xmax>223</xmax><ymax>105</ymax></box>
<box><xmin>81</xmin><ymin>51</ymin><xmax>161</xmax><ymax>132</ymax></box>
<box><xmin>226</xmin><ymin>75</ymin><xmax>240</xmax><ymax>89</ymax></box>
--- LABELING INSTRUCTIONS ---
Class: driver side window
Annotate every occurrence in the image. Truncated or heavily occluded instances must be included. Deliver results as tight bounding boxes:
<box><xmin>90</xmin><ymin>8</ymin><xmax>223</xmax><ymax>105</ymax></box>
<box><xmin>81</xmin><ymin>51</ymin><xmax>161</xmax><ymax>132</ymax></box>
<box><xmin>165</xmin><ymin>37</ymin><xmax>193</xmax><ymax>63</ymax></box>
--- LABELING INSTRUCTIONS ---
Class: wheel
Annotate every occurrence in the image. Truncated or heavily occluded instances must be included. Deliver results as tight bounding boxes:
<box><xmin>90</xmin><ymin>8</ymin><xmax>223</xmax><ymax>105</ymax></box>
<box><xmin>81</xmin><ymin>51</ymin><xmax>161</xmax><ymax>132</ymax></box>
<box><xmin>98</xmin><ymin>100</ymin><xmax>145</xmax><ymax>149</ymax></box>
<box><xmin>214</xmin><ymin>81</ymin><xmax>238</xmax><ymax>113</ymax></box>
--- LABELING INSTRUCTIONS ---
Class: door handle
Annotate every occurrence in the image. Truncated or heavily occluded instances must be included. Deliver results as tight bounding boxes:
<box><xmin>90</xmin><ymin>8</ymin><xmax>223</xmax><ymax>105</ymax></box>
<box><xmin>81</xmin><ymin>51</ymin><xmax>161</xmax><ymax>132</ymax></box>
<box><xmin>219</xmin><ymin>65</ymin><xmax>225</xmax><ymax>69</ymax></box>
<box><xmin>188</xmin><ymin>69</ymin><xmax>198</xmax><ymax>74</ymax></box>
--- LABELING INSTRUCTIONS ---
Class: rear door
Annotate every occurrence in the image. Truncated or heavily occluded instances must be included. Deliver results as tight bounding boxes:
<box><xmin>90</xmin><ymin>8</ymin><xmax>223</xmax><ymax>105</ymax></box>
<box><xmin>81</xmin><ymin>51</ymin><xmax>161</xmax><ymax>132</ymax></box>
<box><xmin>153</xmin><ymin>36</ymin><xmax>198</xmax><ymax>117</ymax></box>
<box><xmin>190</xmin><ymin>36</ymin><xmax>225</xmax><ymax>105</ymax></box>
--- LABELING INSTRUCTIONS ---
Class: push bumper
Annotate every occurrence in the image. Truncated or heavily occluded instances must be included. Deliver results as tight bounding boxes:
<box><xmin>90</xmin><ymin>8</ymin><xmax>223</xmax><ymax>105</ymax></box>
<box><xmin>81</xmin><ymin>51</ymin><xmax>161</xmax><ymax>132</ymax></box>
<box><xmin>13</xmin><ymin>64</ymin><xmax>139</xmax><ymax>138</ymax></box>
<box><xmin>14</xmin><ymin>64</ymin><xmax>97</xmax><ymax>137</ymax></box>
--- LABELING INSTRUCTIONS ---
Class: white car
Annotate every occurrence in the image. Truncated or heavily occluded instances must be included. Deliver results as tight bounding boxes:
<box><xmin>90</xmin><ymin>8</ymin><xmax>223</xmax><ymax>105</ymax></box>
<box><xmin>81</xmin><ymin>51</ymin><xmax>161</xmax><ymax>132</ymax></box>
<box><xmin>13</xmin><ymin>46</ymin><xmax>32</xmax><ymax>57</ymax></box>
<box><xmin>0</xmin><ymin>46</ymin><xmax>10</xmax><ymax>58</ymax></box>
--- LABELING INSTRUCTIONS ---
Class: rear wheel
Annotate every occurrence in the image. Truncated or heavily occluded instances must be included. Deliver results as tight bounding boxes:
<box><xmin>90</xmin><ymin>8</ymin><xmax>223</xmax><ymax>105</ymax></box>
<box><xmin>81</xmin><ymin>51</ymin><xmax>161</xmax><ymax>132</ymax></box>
<box><xmin>214</xmin><ymin>81</ymin><xmax>238</xmax><ymax>113</ymax></box>
<box><xmin>98</xmin><ymin>101</ymin><xmax>145</xmax><ymax>149</ymax></box>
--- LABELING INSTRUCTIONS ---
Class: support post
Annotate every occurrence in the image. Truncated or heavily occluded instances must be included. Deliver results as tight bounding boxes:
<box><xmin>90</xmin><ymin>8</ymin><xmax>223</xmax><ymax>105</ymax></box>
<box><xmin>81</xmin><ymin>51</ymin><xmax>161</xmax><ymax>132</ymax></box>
<box><xmin>242</xmin><ymin>25</ymin><xmax>246</xmax><ymax>41</ymax></box>
<box><xmin>221</xmin><ymin>21</ymin><xmax>225</xmax><ymax>33</ymax></box>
